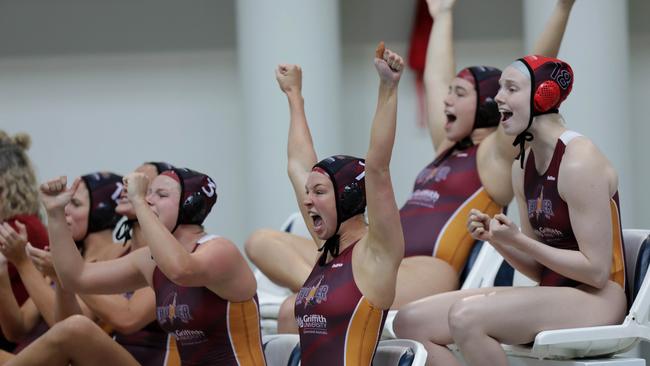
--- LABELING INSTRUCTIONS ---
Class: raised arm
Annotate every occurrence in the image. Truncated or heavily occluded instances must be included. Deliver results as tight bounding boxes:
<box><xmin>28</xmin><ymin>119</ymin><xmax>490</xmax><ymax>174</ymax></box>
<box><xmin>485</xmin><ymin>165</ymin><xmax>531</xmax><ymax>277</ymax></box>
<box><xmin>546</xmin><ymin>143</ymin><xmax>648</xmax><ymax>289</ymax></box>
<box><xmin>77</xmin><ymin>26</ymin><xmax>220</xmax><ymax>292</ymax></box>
<box><xmin>483</xmin><ymin>0</ymin><xmax>575</xmax><ymax>173</ymax></box>
<box><xmin>532</xmin><ymin>0</ymin><xmax>576</xmax><ymax>57</ymax></box>
<box><xmin>43</xmin><ymin>176</ymin><xmax>149</xmax><ymax>294</ymax></box>
<box><xmin>423</xmin><ymin>0</ymin><xmax>457</xmax><ymax>151</ymax></box>
<box><xmin>276</xmin><ymin>65</ymin><xmax>321</xmax><ymax>243</ymax></box>
<box><xmin>364</xmin><ymin>44</ymin><xmax>405</xmax><ymax>267</ymax></box>
<box><xmin>124</xmin><ymin>173</ymin><xmax>256</xmax><ymax>302</ymax></box>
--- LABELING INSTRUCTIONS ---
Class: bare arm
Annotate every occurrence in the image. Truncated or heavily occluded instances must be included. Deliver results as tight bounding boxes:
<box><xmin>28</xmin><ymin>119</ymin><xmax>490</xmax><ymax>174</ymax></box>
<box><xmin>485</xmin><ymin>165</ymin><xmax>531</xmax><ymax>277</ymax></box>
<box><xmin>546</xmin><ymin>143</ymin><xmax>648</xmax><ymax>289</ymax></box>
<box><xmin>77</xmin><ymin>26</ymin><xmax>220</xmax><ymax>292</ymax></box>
<box><xmin>79</xmin><ymin>289</ymin><xmax>156</xmax><ymax>335</ymax></box>
<box><xmin>0</xmin><ymin>222</ymin><xmax>63</xmax><ymax>326</ymax></box>
<box><xmin>53</xmin><ymin>279</ymin><xmax>88</xmax><ymax>323</ymax></box>
<box><xmin>276</xmin><ymin>65</ymin><xmax>321</xmax><ymax>244</ymax></box>
<box><xmin>488</xmin><ymin>142</ymin><xmax>614</xmax><ymax>288</ymax></box>
<box><xmin>0</xmin><ymin>256</ymin><xmax>40</xmax><ymax>342</ymax></box>
<box><xmin>532</xmin><ymin>0</ymin><xmax>576</xmax><ymax>57</ymax></box>
<box><xmin>42</xmin><ymin>177</ymin><xmax>150</xmax><ymax>295</ymax></box>
<box><xmin>364</xmin><ymin>46</ymin><xmax>406</xmax><ymax>267</ymax></box>
<box><xmin>468</xmin><ymin>165</ymin><xmax>543</xmax><ymax>282</ymax></box>
<box><xmin>481</xmin><ymin>0</ymin><xmax>575</xmax><ymax>168</ymax></box>
<box><xmin>521</xmin><ymin>142</ymin><xmax>613</xmax><ymax>288</ymax></box>
<box><xmin>124</xmin><ymin>172</ymin><xmax>256</xmax><ymax>301</ymax></box>
<box><xmin>13</xmin><ymin>261</ymin><xmax>60</xmax><ymax>326</ymax></box>
<box><xmin>423</xmin><ymin>0</ymin><xmax>457</xmax><ymax>151</ymax></box>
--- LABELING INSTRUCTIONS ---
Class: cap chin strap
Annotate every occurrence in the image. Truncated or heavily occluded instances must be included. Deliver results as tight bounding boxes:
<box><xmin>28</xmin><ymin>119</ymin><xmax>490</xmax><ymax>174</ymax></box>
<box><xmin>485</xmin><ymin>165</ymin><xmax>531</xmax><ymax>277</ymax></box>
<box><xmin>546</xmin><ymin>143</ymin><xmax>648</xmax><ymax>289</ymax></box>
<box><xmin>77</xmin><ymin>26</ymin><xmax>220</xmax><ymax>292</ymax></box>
<box><xmin>317</xmin><ymin>234</ymin><xmax>341</xmax><ymax>266</ymax></box>
<box><xmin>317</xmin><ymin>217</ymin><xmax>343</xmax><ymax>266</ymax></box>
<box><xmin>513</xmin><ymin>130</ymin><xmax>533</xmax><ymax>169</ymax></box>
<box><xmin>512</xmin><ymin>108</ymin><xmax>558</xmax><ymax>169</ymax></box>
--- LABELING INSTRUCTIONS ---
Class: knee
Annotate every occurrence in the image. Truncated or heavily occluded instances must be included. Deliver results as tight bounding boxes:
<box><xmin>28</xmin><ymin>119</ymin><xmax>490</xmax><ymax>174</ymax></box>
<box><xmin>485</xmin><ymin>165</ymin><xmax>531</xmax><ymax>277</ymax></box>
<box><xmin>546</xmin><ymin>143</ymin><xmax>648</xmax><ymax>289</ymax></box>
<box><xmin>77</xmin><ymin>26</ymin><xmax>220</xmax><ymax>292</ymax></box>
<box><xmin>277</xmin><ymin>296</ymin><xmax>296</xmax><ymax>323</ymax></box>
<box><xmin>393</xmin><ymin>306</ymin><xmax>423</xmax><ymax>341</ymax></box>
<box><xmin>244</xmin><ymin>228</ymin><xmax>278</xmax><ymax>264</ymax></box>
<box><xmin>448</xmin><ymin>300</ymin><xmax>482</xmax><ymax>343</ymax></box>
<box><xmin>48</xmin><ymin>315</ymin><xmax>97</xmax><ymax>347</ymax></box>
<box><xmin>277</xmin><ymin>296</ymin><xmax>297</xmax><ymax>333</ymax></box>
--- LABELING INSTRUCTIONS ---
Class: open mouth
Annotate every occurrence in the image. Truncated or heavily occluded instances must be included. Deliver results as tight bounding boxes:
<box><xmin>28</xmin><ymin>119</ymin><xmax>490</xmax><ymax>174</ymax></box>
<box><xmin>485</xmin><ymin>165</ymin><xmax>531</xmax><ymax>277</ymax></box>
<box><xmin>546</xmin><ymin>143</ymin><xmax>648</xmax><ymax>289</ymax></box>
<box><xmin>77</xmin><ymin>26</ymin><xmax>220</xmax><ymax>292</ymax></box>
<box><xmin>500</xmin><ymin>111</ymin><xmax>513</xmax><ymax>122</ymax></box>
<box><xmin>446</xmin><ymin>113</ymin><xmax>457</xmax><ymax>123</ymax></box>
<box><xmin>310</xmin><ymin>213</ymin><xmax>323</xmax><ymax>230</ymax></box>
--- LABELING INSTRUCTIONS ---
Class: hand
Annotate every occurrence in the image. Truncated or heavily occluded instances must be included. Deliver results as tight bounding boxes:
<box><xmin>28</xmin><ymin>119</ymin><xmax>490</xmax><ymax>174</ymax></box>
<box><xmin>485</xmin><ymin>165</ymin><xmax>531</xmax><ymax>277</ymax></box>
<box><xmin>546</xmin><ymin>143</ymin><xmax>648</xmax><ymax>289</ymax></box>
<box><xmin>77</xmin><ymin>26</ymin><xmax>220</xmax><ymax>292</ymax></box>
<box><xmin>467</xmin><ymin>209</ymin><xmax>493</xmax><ymax>241</ymax></box>
<box><xmin>0</xmin><ymin>221</ymin><xmax>29</xmax><ymax>265</ymax></box>
<box><xmin>27</xmin><ymin>244</ymin><xmax>57</xmax><ymax>280</ymax></box>
<box><xmin>374</xmin><ymin>42</ymin><xmax>404</xmax><ymax>86</ymax></box>
<box><xmin>425</xmin><ymin>0</ymin><xmax>457</xmax><ymax>17</ymax></box>
<box><xmin>275</xmin><ymin>64</ymin><xmax>302</xmax><ymax>96</ymax></box>
<box><xmin>123</xmin><ymin>172</ymin><xmax>149</xmax><ymax>203</ymax></box>
<box><xmin>488</xmin><ymin>214</ymin><xmax>522</xmax><ymax>246</ymax></box>
<box><xmin>40</xmin><ymin>176</ymin><xmax>81</xmax><ymax>212</ymax></box>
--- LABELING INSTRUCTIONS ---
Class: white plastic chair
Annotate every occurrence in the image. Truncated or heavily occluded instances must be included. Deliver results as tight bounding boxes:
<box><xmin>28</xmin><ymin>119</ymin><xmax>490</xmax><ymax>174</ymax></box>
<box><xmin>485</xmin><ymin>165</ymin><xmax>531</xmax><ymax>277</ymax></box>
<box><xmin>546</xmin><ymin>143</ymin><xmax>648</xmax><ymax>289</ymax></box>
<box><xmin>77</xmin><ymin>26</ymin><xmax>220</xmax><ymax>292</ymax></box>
<box><xmin>374</xmin><ymin>339</ymin><xmax>428</xmax><ymax>366</ymax></box>
<box><xmin>261</xmin><ymin>334</ymin><xmax>428</xmax><ymax>366</ymax></box>
<box><xmin>501</xmin><ymin>229</ymin><xmax>650</xmax><ymax>365</ymax></box>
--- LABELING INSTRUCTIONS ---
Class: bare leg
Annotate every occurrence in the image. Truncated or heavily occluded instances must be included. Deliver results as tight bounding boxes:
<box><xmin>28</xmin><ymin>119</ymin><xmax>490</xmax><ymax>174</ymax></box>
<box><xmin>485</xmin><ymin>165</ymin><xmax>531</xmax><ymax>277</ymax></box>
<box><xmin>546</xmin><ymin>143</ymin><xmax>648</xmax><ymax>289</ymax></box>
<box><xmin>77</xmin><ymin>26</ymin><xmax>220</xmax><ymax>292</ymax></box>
<box><xmin>245</xmin><ymin>229</ymin><xmax>318</xmax><ymax>292</ymax></box>
<box><xmin>394</xmin><ymin>287</ymin><xmax>510</xmax><ymax>366</ymax></box>
<box><xmin>392</xmin><ymin>256</ymin><xmax>458</xmax><ymax>309</ymax></box>
<box><xmin>448</xmin><ymin>282</ymin><xmax>626</xmax><ymax>366</ymax></box>
<box><xmin>0</xmin><ymin>350</ymin><xmax>12</xmax><ymax>365</ymax></box>
<box><xmin>277</xmin><ymin>294</ymin><xmax>299</xmax><ymax>334</ymax></box>
<box><xmin>6</xmin><ymin>315</ymin><xmax>139</xmax><ymax>366</ymax></box>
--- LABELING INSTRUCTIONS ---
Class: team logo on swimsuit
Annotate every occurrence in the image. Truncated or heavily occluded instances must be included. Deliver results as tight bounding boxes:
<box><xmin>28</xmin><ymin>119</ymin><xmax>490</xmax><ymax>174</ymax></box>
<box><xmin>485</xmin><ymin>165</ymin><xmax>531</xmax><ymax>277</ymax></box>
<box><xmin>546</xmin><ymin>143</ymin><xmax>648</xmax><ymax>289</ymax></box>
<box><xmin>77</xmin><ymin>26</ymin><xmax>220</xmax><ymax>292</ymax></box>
<box><xmin>527</xmin><ymin>186</ymin><xmax>554</xmax><ymax>220</ymax></box>
<box><xmin>415</xmin><ymin>165</ymin><xmax>451</xmax><ymax>185</ymax></box>
<box><xmin>534</xmin><ymin>226</ymin><xmax>565</xmax><ymax>243</ymax></box>
<box><xmin>157</xmin><ymin>292</ymin><xmax>193</xmax><ymax>325</ymax></box>
<box><xmin>295</xmin><ymin>314</ymin><xmax>328</xmax><ymax>335</ymax></box>
<box><xmin>295</xmin><ymin>275</ymin><xmax>329</xmax><ymax>309</ymax></box>
<box><xmin>406</xmin><ymin>189</ymin><xmax>440</xmax><ymax>208</ymax></box>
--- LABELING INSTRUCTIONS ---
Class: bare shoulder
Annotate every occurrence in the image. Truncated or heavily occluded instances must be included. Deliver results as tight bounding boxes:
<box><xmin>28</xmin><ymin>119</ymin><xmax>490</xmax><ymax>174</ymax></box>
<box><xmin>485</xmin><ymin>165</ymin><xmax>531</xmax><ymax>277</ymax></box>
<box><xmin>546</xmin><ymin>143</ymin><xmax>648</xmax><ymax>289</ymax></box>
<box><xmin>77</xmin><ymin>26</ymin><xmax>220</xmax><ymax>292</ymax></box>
<box><xmin>559</xmin><ymin>136</ymin><xmax>618</xmax><ymax>196</ymax></box>
<box><xmin>195</xmin><ymin>236</ymin><xmax>241</xmax><ymax>259</ymax></box>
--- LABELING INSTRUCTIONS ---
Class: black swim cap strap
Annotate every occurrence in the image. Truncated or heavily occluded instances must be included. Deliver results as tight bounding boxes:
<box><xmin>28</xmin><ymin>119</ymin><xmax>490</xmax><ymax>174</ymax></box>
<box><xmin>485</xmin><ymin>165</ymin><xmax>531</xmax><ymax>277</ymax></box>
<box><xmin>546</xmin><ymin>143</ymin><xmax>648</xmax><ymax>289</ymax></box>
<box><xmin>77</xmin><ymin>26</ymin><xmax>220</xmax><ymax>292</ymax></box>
<box><xmin>317</xmin><ymin>235</ymin><xmax>341</xmax><ymax>266</ymax></box>
<box><xmin>512</xmin><ymin>131</ymin><xmax>534</xmax><ymax>169</ymax></box>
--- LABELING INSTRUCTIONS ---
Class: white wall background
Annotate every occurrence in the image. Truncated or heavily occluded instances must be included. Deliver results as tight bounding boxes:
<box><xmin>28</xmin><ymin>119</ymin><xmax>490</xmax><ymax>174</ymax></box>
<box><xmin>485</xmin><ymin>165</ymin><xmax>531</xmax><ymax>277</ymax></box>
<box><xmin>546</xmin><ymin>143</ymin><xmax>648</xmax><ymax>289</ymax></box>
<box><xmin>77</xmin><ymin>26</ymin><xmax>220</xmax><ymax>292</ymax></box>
<box><xmin>1</xmin><ymin>0</ymin><xmax>647</xmax><ymax>247</ymax></box>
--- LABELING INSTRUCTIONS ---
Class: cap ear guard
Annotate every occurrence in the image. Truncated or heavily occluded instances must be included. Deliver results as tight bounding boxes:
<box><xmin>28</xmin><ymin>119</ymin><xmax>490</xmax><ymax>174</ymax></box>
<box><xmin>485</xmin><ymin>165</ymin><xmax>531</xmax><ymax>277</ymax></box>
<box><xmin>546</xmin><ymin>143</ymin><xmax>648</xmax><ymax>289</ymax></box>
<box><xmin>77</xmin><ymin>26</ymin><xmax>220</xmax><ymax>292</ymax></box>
<box><xmin>339</xmin><ymin>182</ymin><xmax>364</xmax><ymax>215</ymax></box>
<box><xmin>168</xmin><ymin>168</ymin><xmax>217</xmax><ymax>231</ymax></box>
<box><xmin>91</xmin><ymin>202</ymin><xmax>121</xmax><ymax>231</ymax></box>
<box><xmin>476</xmin><ymin>97</ymin><xmax>500</xmax><ymax>127</ymax></box>
<box><xmin>534</xmin><ymin>80</ymin><xmax>561</xmax><ymax>113</ymax></box>
<box><xmin>181</xmin><ymin>191</ymin><xmax>209</xmax><ymax>225</ymax></box>
<box><xmin>512</xmin><ymin>55</ymin><xmax>574</xmax><ymax>169</ymax></box>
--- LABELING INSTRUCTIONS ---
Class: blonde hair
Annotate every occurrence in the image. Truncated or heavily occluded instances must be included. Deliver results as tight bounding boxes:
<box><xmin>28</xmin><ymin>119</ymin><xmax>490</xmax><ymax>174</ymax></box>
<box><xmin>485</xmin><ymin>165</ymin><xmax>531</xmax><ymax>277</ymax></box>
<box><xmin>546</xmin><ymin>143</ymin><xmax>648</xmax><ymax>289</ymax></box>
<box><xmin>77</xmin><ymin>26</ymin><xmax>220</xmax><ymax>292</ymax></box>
<box><xmin>0</xmin><ymin>130</ymin><xmax>41</xmax><ymax>220</ymax></box>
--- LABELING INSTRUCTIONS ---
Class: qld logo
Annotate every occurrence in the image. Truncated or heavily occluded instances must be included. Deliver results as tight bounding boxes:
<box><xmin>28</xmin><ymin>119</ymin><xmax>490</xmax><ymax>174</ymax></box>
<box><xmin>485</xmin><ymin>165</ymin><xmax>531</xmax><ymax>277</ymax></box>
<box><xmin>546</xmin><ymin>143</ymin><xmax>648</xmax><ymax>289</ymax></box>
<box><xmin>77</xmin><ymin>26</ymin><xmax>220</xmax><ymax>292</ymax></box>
<box><xmin>415</xmin><ymin>165</ymin><xmax>451</xmax><ymax>185</ymax></box>
<box><xmin>295</xmin><ymin>275</ymin><xmax>329</xmax><ymax>309</ymax></box>
<box><xmin>528</xmin><ymin>186</ymin><xmax>554</xmax><ymax>220</ymax></box>
<box><xmin>157</xmin><ymin>292</ymin><xmax>193</xmax><ymax>325</ymax></box>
